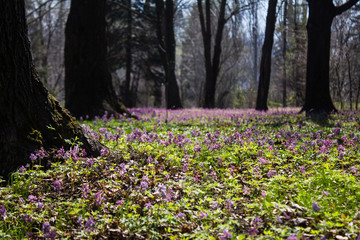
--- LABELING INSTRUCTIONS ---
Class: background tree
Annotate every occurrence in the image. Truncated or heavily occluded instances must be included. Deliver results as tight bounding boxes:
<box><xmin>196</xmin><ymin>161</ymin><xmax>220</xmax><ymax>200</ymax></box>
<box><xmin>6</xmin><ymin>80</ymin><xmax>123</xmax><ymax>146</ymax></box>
<box><xmin>255</xmin><ymin>0</ymin><xmax>278</xmax><ymax>111</ymax></box>
<box><xmin>0</xmin><ymin>0</ymin><xmax>102</xmax><ymax>179</ymax></box>
<box><xmin>65</xmin><ymin>0</ymin><xmax>129</xmax><ymax>118</ymax></box>
<box><xmin>155</xmin><ymin>0</ymin><xmax>183</xmax><ymax>109</ymax></box>
<box><xmin>197</xmin><ymin>0</ymin><xmax>240</xmax><ymax>108</ymax></box>
<box><xmin>301</xmin><ymin>0</ymin><xmax>359</xmax><ymax>114</ymax></box>
<box><xmin>25</xmin><ymin>0</ymin><xmax>68</xmax><ymax>102</ymax></box>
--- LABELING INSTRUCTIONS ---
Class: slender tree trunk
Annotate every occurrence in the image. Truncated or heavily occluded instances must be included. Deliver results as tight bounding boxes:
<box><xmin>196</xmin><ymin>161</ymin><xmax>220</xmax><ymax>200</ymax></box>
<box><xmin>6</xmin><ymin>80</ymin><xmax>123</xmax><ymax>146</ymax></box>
<box><xmin>255</xmin><ymin>0</ymin><xmax>278</xmax><ymax>111</ymax></box>
<box><xmin>155</xmin><ymin>0</ymin><xmax>182</xmax><ymax>109</ymax></box>
<box><xmin>251</xmin><ymin>2</ymin><xmax>259</xmax><ymax>86</ymax></box>
<box><xmin>282</xmin><ymin>0</ymin><xmax>287</xmax><ymax>107</ymax></box>
<box><xmin>125</xmin><ymin>0</ymin><xmax>133</xmax><ymax>107</ymax></box>
<box><xmin>197</xmin><ymin>0</ymin><xmax>213</xmax><ymax>107</ymax></box>
<box><xmin>0</xmin><ymin>0</ymin><xmax>102</xmax><ymax>179</ymax></box>
<box><xmin>356</xmin><ymin>76</ymin><xmax>360</xmax><ymax>110</ymax></box>
<box><xmin>65</xmin><ymin>0</ymin><xmax>129</xmax><ymax>118</ymax></box>
<box><xmin>301</xmin><ymin>0</ymin><xmax>358</xmax><ymax>114</ymax></box>
<box><xmin>346</xmin><ymin>53</ymin><xmax>352</xmax><ymax>110</ymax></box>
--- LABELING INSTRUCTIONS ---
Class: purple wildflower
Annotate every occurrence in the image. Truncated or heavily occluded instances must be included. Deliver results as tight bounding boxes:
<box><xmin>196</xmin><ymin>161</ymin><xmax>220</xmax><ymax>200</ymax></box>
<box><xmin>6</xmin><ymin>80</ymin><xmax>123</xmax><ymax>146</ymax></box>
<box><xmin>23</xmin><ymin>214</ymin><xmax>32</xmax><ymax>222</ymax></box>
<box><xmin>117</xmin><ymin>200</ymin><xmax>124</xmax><ymax>206</ymax></box>
<box><xmin>94</xmin><ymin>191</ymin><xmax>103</xmax><ymax>205</ymax></box>
<box><xmin>243</xmin><ymin>186</ymin><xmax>250</xmax><ymax>195</ymax></box>
<box><xmin>322</xmin><ymin>190</ymin><xmax>329</xmax><ymax>196</ymax></box>
<box><xmin>82</xmin><ymin>184</ymin><xmax>90</xmax><ymax>198</ymax></box>
<box><xmin>45</xmin><ymin>230</ymin><xmax>56</xmax><ymax>240</ymax></box>
<box><xmin>199</xmin><ymin>212</ymin><xmax>207</xmax><ymax>219</ymax></box>
<box><xmin>225</xmin><ymin>198</ymin><xmax>234</xmax><ymax>210</ymax></box>
<box><xmin>147</xmin><ymin>155</ymin><xmax>153</xmax><ymax>163</ymax></box>
<box><xmin>100</xmin><ymin>147</ymin><xmax>109</xmax><ymax>157</ymax></box>
<box><xmin>248</xmin><ymin>227</ymin><xmax>259</xmax><ymax>235</ymax></box>
<box><xmin>0</xmin><ymin>205</ymin><xmax>6</xmax><ymax>218</ymax></box>
<box><xmin>157</xmin><ymin>183</ymin><xmax>167</xmax><ymax>197</ymax></box>
<box><xmin>140</xmin><ymin>180</ymin><xmax>148</xmax><ymax>191</ymax></box>
<box><xmin>36</xmin><ymin>147</ymin><xmax>46</xmax><ymax>159</ymax></box>
<box><xmin>312</xmin><ymin>202</ymin><xmax>321</xmax><ymax>212</ymax></box>
<box><xmin>27</xmin><ymin>195</ymin><xmax>37</xmax><ymax>203</ymax></box>
<box><xmin>259</xmin><ymin>157</ymin><xmax>267</xmax><ymax>165</ymax></box>
<box><xmin>284</xmin><ymin>212</ymin><xmax>291</xmax><ymax>219</ymax></box>
<box><xmin>55</xmin><ymin>147</ymin><xmax>65</xmax><ymax>159</ymax></box>
<box><xmin>220</xmin><ymin>229</ymin><xmax>232</xmax><ymax>240</ymax></box>
<box><xmin>193</xmin><ymin>145</ymin><xmax>202</xmax><ymax>152</ymax></box>
<box><xmin>145</xmin><ymin>202</ymin><xmax>152</xmax><ymax>209</ymax></box>
<box><xmin>85</xmin><ymin>218</ymin><xmax>96</xmax><ymax>231</ymax></box>
<box><xmin>277</xmin><ymin>216</ymin><xmax>283</xmax><ymax>223</ymax></box>
<box><xmin>42</xmin><ymin>222</ymin><xmax>51</xmax><ymax>234</ymax></box>
<box><xmin>77</xmin><ymin>216</ymin><xmax>83</xmax><ymax>226</ymax></box>
<box><xmin>267</xmin><ymin>169</ymin><xmax>277</xmax><ymax>178</ymax></box>
<box><xmin>53</xmin><ymin>180</ymin><xmax>62</xmax><ymax>191</ymax></box>
<box><xmin>36</xmin><ymin>201</ymin><xmax>44</xmax><ymax>209</ymax></box>
<box><xmin>176</xmin><ymin>212</ymin><xmax>186</xmax><ymax>218</ymax></box>
<box><xmin>183</xmin><ymin>163</ymin><xmax>189</xmax><ymax>172</ymax></box>
<box><xmin>299</xmin><ymin>166</ymin><xmax>306</xmax><ymax>174</ymax></box>
<box><xmin>19</xmin><ymin>165</ymin><xmax>26</xmax><ymax>173</ymax></box>
<box><xmin>253</xmin><ymin>216</ymin><xmax>262</xmax><ymax>225</ymax></box>
<box><xmin>211</xmin><ymin>202</ymin><xmax>219</xmax><ymax>209</ymax></box>
<box><xmin>84</xmin><ymin>158</ymin><xmax>94</xmax><ymax>167</ymax></box>
<box><xmin>29</xmin><ymin>153</ymin><xmax>37</xmax><ymax>161</ymax></box>
<box><xmin>287</xmin><ymin>233</ymin><xmax>297</xmax><ymax>240</ymax></box>
<box><xmin>261</xmin><ymin>190</ymin><xmax>267</xmax><ymax>197</ymax></box>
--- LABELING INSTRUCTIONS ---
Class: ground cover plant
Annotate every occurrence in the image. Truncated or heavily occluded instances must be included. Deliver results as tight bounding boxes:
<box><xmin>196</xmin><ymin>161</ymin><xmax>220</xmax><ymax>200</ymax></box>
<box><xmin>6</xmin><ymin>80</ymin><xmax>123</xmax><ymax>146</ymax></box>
<box><xmin>1</xmin><ymin>108</ymin><xmax>360</xmax><ymax>239</ymax></box>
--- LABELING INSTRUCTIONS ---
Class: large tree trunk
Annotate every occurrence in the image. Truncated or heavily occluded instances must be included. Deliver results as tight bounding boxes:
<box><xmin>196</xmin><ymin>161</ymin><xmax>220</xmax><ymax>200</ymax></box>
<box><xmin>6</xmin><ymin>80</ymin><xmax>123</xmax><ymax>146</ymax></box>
<box><xmin>65</xmin><ymin>0</ymin><xmax>129</xmax><ymax>118</ymax></box>
<box><xmin>155</xmin><ymin>0</ymin><xmax>182</xmax><ymax>109</ymax></box>
<box><xmin>255</xmin><ymin>0</ymin><xmax>278</xmax><ymax>111</ymax></box>
<box><xmin>301</xmin><ymin>0</ymin><xmax>336</xmax><ymax>114</ymax></box>
<box><xmin>301</xmin><ymin>0</ymin><xmax>358</xmax><ymax>114</ymax></box>
<box><xmin>0</xmin><ymin>0</ymin><xmax>102</xmax><ymax>179</ymax></box>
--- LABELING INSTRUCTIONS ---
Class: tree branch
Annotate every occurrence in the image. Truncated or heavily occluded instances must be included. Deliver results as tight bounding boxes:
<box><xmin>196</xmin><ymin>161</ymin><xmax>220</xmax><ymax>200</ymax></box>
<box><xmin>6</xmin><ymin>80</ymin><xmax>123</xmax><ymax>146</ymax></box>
<box><xmin>334</xmin><ymin>0</ymin><xmax>359</xmax><ymax>16</ymax></box>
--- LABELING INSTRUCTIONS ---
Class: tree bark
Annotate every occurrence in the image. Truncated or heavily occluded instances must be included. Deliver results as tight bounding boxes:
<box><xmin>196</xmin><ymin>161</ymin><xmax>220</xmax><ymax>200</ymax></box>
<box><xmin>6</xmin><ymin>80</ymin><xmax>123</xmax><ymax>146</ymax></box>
<box><xmin>301</xmin><ymin>0</ymin><xmax>358</xmax><ymax>114</ymax></box>
<box><xmin>155</xmin><ymin>0</ymin><xmax>182</xmax><ymax>109</ymax></box>
<box><xmin>125</xmin><ymin>0</ymin><xmax>133</xmax><ymax>107</ymax></box>
<box><xmin>198</xmin><ymin>0</ymin><xmax>227</xmax><ymax>108</ymax></box>
<box><xmin>65</xmin><ymin>0</ymin><xmax>129</xmax><ymax>118</ymax></box>
<box><xmin>0</xmin><ymin>0</ymin><xmax>102</xmax><ymax>179</ymax></box>
<box><xmin>255</xmin><ymin>0</ymin><xmax>278</xmax><ymax>111</ymax></box>
<box><xmin>282</xmin><ymin>0</ymin><xmax>287</xmax><ymax>107</ymax></box>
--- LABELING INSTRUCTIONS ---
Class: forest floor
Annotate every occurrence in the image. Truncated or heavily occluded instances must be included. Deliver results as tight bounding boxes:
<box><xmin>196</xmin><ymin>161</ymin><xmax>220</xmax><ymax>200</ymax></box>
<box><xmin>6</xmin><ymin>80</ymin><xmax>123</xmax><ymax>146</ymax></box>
<box><xmin>0</xmin><ymin>108</ymin><xmax>360</xmax><ymax>239</ymax></box>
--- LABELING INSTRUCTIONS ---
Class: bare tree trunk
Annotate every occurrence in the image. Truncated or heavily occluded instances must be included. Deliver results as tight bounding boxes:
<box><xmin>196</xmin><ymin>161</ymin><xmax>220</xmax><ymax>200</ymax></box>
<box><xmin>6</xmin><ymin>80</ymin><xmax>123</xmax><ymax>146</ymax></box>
<box><xmin>125</xmin><ymin>0</ymin><xmax>133</xmax><ymax>107</ymax></box>
<box><xmin>155</xmin><ymin>0</ymin><xmax>182</xmax><ymax>109</ymax></box>
<box><xmin>255</xmin><ymin>0</ymin><xmax>277</xmax><ymax>111</ymax></box>
<box><xmin>0</xmin><ymin>0</ymin><xmax>102</xmax><ymax>179</ymax></box>
<box><xmin>65</xmin><ymin>0</ymin><xmax>129</xmax><ymax>118</ymax></box>
<box><xmin>282</xmin><ymin>0</ymin><xmax>287</xmax><ymax>107</ymax></box>
<box><xmin>346</xmin><ymin>53</ymin><xmax>353</xmax><ymax>110</ymax></box>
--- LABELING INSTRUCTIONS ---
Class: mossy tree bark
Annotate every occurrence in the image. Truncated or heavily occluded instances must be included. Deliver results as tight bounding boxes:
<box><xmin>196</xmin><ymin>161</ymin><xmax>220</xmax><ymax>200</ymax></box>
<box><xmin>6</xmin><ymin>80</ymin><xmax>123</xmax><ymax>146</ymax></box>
<box><xmin>0</xmin><ymin>0</ymin><xmax>102</xmax><ymax>179</ymax></box>
<box><xmin>65</xmin><ymin>0</ymin><xmax>129</xmax><ymax>118</ymax></box>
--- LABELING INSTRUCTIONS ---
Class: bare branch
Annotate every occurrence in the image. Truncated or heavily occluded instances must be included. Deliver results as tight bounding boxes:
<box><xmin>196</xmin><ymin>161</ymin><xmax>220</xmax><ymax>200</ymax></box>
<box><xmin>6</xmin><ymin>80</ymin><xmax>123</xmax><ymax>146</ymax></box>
<box><xmin>334</xmin><ymin>0</ymin><xmax>359</xmax><ymax>16</ymax></box>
